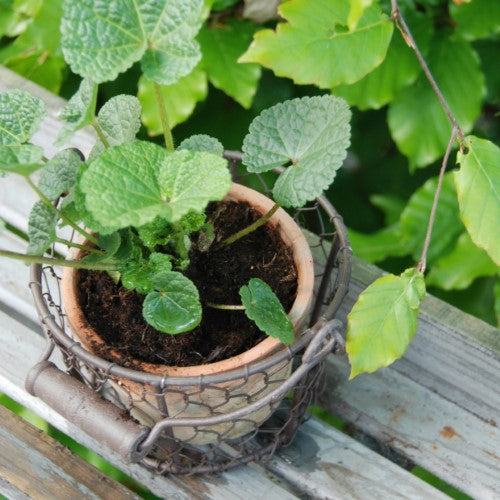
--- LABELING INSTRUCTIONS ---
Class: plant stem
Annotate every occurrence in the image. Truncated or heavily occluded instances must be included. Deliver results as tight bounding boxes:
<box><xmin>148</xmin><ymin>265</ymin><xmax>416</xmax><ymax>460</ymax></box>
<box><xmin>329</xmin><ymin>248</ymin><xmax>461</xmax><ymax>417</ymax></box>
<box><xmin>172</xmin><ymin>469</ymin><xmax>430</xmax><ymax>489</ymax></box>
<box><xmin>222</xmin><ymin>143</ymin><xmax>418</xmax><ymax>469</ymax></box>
<box><xmin>153</xmin><ymin>81</ymin><xmax>174</xmax><ymax>152</ymax></box>
<box><xmin>391</xmin><ymin>0</ymin><xmax>464</xmax><ymax>140</ymax></box>
<box><xmin>220</xmin><ymin>202</ymin><xmax>281</xmax><ymax>247</ymax></box>
<box><xmin>91</xmin><ymin>118</ymin><xmax>110</xmax><ymax>148</ymax></box>
<box><xmin>0</xmin><ymin>249</ymin><xmax>115</xmax><ymax>271</ymax></box>
<box><xmin>205</xmin><ymin>302</ymin><xmax>246</xmax><ymax>311</ymax></box>
<box><xmin>25</xmin><ymin>176</ymin><xmax>100</xmax><ymax>246</ymax></box>
<box><xmin>53</xmin><ymin>237</ymin><xmax>105</xmax><ymax>255</ymax></box>
<box><xmin>417</xmin><ymin>127</ymin><xmax>458</xmax><ymax>273</ymax></box>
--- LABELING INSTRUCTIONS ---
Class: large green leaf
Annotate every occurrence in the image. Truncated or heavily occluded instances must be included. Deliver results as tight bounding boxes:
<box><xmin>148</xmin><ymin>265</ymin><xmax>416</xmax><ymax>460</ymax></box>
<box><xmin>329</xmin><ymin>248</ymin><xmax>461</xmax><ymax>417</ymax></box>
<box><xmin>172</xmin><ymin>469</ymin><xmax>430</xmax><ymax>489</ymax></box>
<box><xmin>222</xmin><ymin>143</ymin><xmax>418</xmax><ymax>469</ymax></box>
<box><xmin>38</xmin><ymin>149</ymin><xmax>82</xmax><ymax>201</ymax></box>
<box><xmin>143</xmin><ymin>271</ymin><xmax>202</xmax><ymax>334</ymax></box>
<box><xmin>239</xmin><ymin>278</ymin><xmax>295</xmax><ymax>345</ymax></box>
<box><xmin>400</xmin><ymin>173</ymin><xmax>463</xmax><ymax>263</ymax></box>
<box><xmin>80</xmin><ymin>141</ymin><xmax>170</xmax><ymax>231</ymax></box>
<box><xmin>388</xmin><ymin>36</ymin><xmax>484</xmax><ymax>169</ymax></box>
<box><xmin>27</xmin><ymin>200</ymin><xmax>57</xmax><ymax>255</ymax></box>
<box><xmin>333</xmin><ymin>9</ymin><xmax>432</xmax><ymax>110</ymax></box>
<box><xmin>56</xmin><ymin>78</ymin><xmax>98</xmax><ymax>146</ymax></box>
<box><xmin>427</xmin><ymin>232</ymin><xmax>499</xmax><ymax>290</ymax></box>
<box><xmin>450</xmin><ymin>0</ymin><xmax>500</xmax><ymax>41</ymax></box>
<box><xmin>0</xmin><ymin>144</ymin><xmax>43</xmax><ymax>168</ymax></box>
<box><xmin>346</xmin><ymin>267</ymin><xmax>426</xmax><ymax>378</ymax></box>
<box><xmin>455</xmin><ymin>136</ymin><xmax>500</xmax><ymax>265</ymax></box>
<box><xmin>239</xmin><ymin>0</ymin><xmax>393</xmax><ymax>88</ymax></box>
<box><xmin>157</xmin><ymin>150</ymin><xmax>231</xmax><ymax>221</ymax></box>
<box><xmin>198</xmin><ymin>19</ymin><xmax>261</xmax><ymax>108</ymax></box>
<box><xmin>347</xmin><ymin>0</ymin><xmax>374</xmax><ymax>31</ymax></box>
<box><xmin>242</xmin><ymin>95</ymin><xmax>351</xmax><ymax>207</ymax></box>
<box><xmin>61</xmin><ymin>0</ymin><xmax>204</xmax><ymax>85</ymax></box>
<box><xmin>138</xmin><ymin>67</ymin><xmax>207</xmax><ymax>134</ymax></box>
<box><xmin>0</xmin><ymin>89</ymin><xmax>45</xmax><ymax>145</ymax></box>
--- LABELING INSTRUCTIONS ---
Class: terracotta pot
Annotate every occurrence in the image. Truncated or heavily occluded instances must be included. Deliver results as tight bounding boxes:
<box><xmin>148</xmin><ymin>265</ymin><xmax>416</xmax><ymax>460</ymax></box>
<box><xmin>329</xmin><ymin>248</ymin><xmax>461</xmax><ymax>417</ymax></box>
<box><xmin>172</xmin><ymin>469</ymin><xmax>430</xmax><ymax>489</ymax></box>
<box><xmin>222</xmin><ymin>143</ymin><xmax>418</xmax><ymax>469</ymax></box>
<box><xmin>62</xmin><ymin>183</ymin><xmax>314</xmax><ymax>444</ymax></box>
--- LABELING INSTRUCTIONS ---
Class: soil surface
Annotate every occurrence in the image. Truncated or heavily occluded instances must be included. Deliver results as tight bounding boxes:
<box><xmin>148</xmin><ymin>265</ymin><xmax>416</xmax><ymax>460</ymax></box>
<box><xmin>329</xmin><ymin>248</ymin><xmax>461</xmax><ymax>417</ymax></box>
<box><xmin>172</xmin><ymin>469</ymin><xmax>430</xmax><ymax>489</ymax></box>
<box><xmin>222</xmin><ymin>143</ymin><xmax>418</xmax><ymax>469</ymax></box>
<box><xmin>77</xmin><ymin>201</ymin><xmax>297</xmax><ymax>367</ymax></box>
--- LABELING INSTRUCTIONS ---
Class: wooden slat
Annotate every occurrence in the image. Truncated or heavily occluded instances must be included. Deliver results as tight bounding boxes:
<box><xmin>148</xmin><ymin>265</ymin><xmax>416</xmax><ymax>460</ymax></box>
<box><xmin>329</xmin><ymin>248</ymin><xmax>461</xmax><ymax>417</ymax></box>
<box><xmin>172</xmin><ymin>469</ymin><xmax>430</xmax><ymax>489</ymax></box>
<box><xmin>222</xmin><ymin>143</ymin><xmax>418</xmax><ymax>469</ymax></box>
<box><xmin>0</xmin><ymin>405</ymin><xmax>139</xmax><ymax>499</ymax></box>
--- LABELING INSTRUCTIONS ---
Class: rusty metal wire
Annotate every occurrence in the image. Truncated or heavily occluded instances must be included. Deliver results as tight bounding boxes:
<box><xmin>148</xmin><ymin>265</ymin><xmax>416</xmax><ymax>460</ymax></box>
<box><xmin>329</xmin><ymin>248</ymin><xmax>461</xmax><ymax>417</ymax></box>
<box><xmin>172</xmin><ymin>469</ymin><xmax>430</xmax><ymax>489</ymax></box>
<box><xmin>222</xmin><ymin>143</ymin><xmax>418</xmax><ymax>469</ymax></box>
<box><xmin>28</xmin><ymin>155</ymin><xmax>352</xmax><ymax>474</ymax></box>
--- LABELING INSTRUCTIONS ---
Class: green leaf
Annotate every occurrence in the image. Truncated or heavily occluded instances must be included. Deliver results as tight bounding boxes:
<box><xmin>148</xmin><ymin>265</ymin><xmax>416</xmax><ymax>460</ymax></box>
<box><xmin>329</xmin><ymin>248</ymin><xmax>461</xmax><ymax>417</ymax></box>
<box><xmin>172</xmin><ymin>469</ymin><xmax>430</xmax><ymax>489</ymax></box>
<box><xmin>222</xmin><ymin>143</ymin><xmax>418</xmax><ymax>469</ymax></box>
<box><xmin>198</xmin><ymin>19</ymin><xmax>261</xmax><ymax>108</ymax></box>
<box><xmin>427</xmin><ymin>232</ymin><xmax>499</xmax><ymax>290</ymax></box>
<box><xmin>61</xmin><ymin>0</ymin><xmax>204</xmax><ymax>85</ymax></box>
<box><xmin>346</xmin><ymin>268</ymin><xmax>426</xmax><ymax>378</ymax></box>
<box><xmin>370</xmin><ymin>194</ymin><xmax>405</xmax><ymax>226</ymax></box>
<box><xmin>494</xmin><ymin>279</ymin><xmax>500</xmax><ymax>328</ymax></box>
<box><xmin>0</xmin><ymin>89</ymin><xmax>45</xmax><ymax>145</ymax></box>
<box><xmin>90</xmin><ymin>94</ymin><xmax>142</xmax><ymax>156</ymax></box>
<box><xmin>239</xmin><ymin>0</ymin><xmax>393</xmax><ymax>88</ymax></box>
<box><xmin>80</xmin><ymin>141</ymin><xmax>170</xmax><ymax>231</ymax></box>
<box><xmin>27</xmin><ymin>200</ymin><xmax>57</xmax><ymax>255</ymax></box>
<box><xmin>347</xmin><ymin>0</ymin><xmax>374</xmax><ymax>31</ymax></box>
<box><xmin>239</xmin><ymin>278</ymin><xmax>295</xmax><ymax>345</ymax></box>
<box><xmin>143</xmin><ymin>271</ymin><xmax>201</xmax><ymax>334</ymax></box>
<box><xmin>121</xmin><ymin>252</ymin><xmax>173</xmax><ymax>293</ymax></box>
<box><xmin>450</xmin><ymin>0</ymin><xmax>500</xmax><ymax>41</ymax></box>
<box><xmin>138</xmin><ymin>68</ymin><xmax>208</xmax><ymax>134</ymax></box>
<box><xmin>400</xmin><ymin>173</ymin><xmax>463</xmax><ymax>263</ymax></box>
<box><xmin>38</xmin><ymin>149</ymin><xmax>82</xmax><ymax>200</ymax></box>
<box><xmin>334</xmin><ymin>9</ymin><xmax>432</xmax><ymax>110</ymax></box>
<box><xmin>455</xmin><ymin>136</ymin><xmax>500</xmax><ymax>265</ymax></box>
<box><xmin>0</xmin><ymin>162</ymin><xmax>43</xmax><ymax>176</ymax></box>
<box><xmin>212</xmin><ymin>0</ymin><xmax>239</xmax><ymax>10</ymax></box>
<box><xmin>0</xmin><ymin>144</ymin><xmax>43</xmax><ymax>168</ymax></box>
<box><xmin>388</xmin><ymin>36</ymin><xmax>484</xmax><ymax>169</ymax></box>
<box><xmin>158</xmin><ymin>150</ymin><xmax>231</xmax><ymax>221</ymax></box>
<box><xmin>242</xmin><ymin>95</ymin><xmax>351</xmax><ymax>207</ymax></box>
<box><xmin>56</xmin><ymin>78</ymin><xmax>98</xmax><ymax>146</ymax></box>
<box><xmin>178</xmin><ymin>134</ymin><xmax>224</xmax><ymax>156</ymax></box>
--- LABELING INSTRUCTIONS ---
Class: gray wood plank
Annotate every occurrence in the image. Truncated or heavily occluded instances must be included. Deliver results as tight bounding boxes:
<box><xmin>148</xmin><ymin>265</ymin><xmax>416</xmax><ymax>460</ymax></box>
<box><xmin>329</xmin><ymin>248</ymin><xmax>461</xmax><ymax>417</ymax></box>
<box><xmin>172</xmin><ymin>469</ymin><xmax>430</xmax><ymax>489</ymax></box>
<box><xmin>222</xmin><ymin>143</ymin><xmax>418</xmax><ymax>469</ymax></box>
<box><xmin>0</xmin><ymin>405</ymin><xmax>139</xmax><ymax>500</ymax></box>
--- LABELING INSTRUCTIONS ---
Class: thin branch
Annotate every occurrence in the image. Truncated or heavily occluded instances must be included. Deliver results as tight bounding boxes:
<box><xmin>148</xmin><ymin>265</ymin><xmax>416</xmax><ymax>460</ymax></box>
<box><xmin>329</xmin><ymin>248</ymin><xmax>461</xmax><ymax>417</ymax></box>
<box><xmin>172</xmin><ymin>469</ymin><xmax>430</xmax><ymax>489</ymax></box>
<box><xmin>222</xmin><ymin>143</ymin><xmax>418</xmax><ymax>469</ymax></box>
<box><xmin>417</xmin><ymin>127</ymin><xmax>458</xmax><ymax>273</ymax></box>
<box><xmin>91</xmin><ymin>118</ymin><xmax>110</xmax><ymax>148</ymax></box>
<box><xmin>391</xmin><ymin>0</ymin><xmax>464</xmax><ymax>140</ymax></box>
<box><xmin>205</xmin><ymin>302</ymin><xmax>246</xmax><ymax>311</ymax></box>
<box><xmin>153</xmin><ymin>82</ymin><xmax>174</xmax><ymax>152</ymax></box>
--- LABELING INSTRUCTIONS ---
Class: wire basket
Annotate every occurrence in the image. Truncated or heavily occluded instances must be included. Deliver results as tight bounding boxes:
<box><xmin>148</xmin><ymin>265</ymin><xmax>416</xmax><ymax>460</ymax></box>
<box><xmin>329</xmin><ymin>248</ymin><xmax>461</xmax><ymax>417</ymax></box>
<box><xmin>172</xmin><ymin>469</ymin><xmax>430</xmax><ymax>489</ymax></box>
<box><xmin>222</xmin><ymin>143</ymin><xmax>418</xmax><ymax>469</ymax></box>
<box><xmin>26</xmin><ymin>153</ymin><xmax>352</xmax><ymax>474</ymax></box>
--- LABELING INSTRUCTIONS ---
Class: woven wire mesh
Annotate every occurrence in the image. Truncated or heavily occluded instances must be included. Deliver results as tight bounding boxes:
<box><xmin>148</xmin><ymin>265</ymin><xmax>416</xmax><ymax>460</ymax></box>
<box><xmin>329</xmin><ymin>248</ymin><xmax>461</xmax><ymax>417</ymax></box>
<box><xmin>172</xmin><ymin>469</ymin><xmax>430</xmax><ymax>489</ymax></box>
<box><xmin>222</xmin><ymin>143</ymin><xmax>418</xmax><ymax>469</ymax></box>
<box><xmin>29</xmin><ymin>156</ymin><xmax>352</xmax><ymax>474</ymax></box>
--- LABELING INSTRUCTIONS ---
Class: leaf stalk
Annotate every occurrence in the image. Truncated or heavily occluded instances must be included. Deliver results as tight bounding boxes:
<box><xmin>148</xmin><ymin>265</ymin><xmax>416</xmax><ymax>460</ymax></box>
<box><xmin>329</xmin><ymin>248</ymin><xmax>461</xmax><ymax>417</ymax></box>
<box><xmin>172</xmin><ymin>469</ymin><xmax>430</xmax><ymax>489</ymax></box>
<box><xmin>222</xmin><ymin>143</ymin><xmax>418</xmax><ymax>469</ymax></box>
<box><xmin>153</xmin><ymin>81</ymin><xmax>174</xmax><ymax>152</ymax></box>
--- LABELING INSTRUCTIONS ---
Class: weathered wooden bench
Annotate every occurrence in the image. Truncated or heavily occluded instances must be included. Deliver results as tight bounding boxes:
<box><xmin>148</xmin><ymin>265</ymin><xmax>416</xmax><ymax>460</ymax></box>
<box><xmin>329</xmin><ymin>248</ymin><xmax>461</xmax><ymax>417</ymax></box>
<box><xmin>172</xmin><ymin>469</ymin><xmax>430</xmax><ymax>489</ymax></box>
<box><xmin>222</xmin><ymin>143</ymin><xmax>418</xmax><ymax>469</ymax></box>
<box><xmin>1</xmin><ymin>66</ymin><xmax>499</xmax><ymax>499</ymax></box>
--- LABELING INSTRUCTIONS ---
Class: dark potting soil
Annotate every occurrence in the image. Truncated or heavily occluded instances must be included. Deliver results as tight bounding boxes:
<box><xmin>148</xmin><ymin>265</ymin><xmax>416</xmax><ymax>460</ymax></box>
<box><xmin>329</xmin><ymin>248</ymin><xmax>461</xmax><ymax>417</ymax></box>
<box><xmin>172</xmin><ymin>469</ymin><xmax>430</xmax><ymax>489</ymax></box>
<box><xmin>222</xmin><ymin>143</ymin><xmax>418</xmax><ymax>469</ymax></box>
<box><xmin>77</xmin><ymin>201</ymin><xmax>298</xmax><ymax>367</ymax></box>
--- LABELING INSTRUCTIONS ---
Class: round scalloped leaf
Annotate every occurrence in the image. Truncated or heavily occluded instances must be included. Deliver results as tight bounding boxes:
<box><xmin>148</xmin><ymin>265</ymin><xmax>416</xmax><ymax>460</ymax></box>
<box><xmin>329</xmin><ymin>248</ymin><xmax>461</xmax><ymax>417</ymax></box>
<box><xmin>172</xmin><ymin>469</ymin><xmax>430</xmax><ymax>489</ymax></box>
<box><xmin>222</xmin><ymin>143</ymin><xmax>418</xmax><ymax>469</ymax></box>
<box><xmin>0</xmin><ymin>89</ymin><xmax>45</xmax><ymax>144</ymax></box>
<box><xmin>178</xmin><ymin>134</ymin><xmax>224</xmax><ymax>156</ymax></box>
<box><xmin>157</xmin><ymin>150</ymin><xmax>231</xmax><ymax>221</ymax></box>
<box><xmin>239</xmin><ymin>278</ymin><xmax>295</xmax><ymax>345</ymax></box>
<box><xmin>450</xmin><ymin>0</ymin><xmax>500</xmax><ymax>41</ymax></box>
<box><xmin>388</xmin><ymin>37</ymin><xmax>484</xmax><ymax>169</ymax></box>
<box><xmin>55</xmin><ymin>78</ymin><xmax>97</xmax><ymax>146</ymax></box>
<box><xmin>455</xmin><ymin>136</ymin><xmax>500</xmax><ymax>265</ymax></box>
<box><xmin>80</xmin><ymin>140</ymin><xmax>170</xmax><ymax>231</ymax></box>
<box><xmin>143</xmin><ymin>271</ymin><xmax>201</xmax><ymax>334</ymax></box>
<box><xmin>242</xmin><ymin>95</ymin><xmax>351</xmax><ymax>207</ymax></box>
<box><xmin>239</xmin><ymin>0</ymin><xmax>393</xmax><ymax>88</ymax></box>
<box><xmin>0</xmin><ymin>144</ymin><xmax>43</xmax><ymax>169</ymax></box>
<box><xmin>27</xmin><ymin>200</ymin><xmax>57</xmax><ymax>255</ymax></box>
<box><xmin>61</xmin><ymin>0</ymin><xmax>204</xmax><ymax>85</ymax></box>
<box><xmin>346</xmin><ymin>268</ymin><xmax>426</xmax><ymax>379</ymax></box>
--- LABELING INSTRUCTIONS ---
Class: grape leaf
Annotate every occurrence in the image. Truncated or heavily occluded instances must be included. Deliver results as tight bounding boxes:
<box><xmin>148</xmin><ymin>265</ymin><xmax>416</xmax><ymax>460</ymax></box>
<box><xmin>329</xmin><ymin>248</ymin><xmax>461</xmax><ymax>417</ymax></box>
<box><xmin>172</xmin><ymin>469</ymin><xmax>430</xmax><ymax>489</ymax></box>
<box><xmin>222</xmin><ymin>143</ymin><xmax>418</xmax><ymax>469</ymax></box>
<box><xmin>388</xmin><ymin>36</ymin><xmax>484</xmax><ymax>169</ymax></box>
<box><xmin>90</xmin><ymin>95</ymin><xmax>142</xmax><ymax>157</ymax></box>
<box><xmin>455</xmin><ymin>136</ymin><xmax>500</xmax><ymax>265</ymax></box>
<box><xmin>80</xmin><ymin>141</ymin><xmax>170</xmax><ymax>231</ymax></box>
<box><xmin>143</xmin><ymin>271</ymin><xmax>202</xmax><ymax>334</ymax></box>
<box><xmin>27</xmin><ymin>200</ymin><xmax>57</xmax><ymax>255</ymax></box>
<box><xmin>427</xmin><ymin>232</ymin><xmax>499</xmax><ymax>290</ymax></box>
<box><xmin>56</xmin><ymin>78</ymin><xmax>97</xmax><ymax>146</ymax></box>
<box><xmin>450</xmin><ymin>0</ymin><xmax>500</xmax><ymax>41</ymax></box>
<box><xmin>61</xmin><ymin>0</ymin><xmax>205</xmax><ymax>85</ymax></box>
<box><xmin>198</xmin><ymin>19</ymin><xmax>261</xmax><ymax>108</ymax></box>
<box><xmin>400</xmin><ymin>173</ymin><xmax>463</xmax><ymax>264</ymax></box>
<box><xmin>138</xmin><ymin>68</ymin><xmax>207</xmax><ymax>134</ymax></box>
<box><xmin>239</xmin><ymin>278</ymin><xmax>295</xmax><ymax>345</ymax></box>
<box><xmin>346</xmin><ymin>267</ymin><xmax>426</xmax><ymax>378</ymax></box>
<box><xmin>0</xmin><ymin>144</ymin><xmax>43</xmax><ymax>168</ymax></box>
<box><xmin>333</xmin><ymin>9</ymin><xmax>432</xmax><ymax>110</ymax></box>
<box><xmin>0</xmin><ymin>89</ymin><xmax>45</xmax><ymax>145</ymax></box>
<box><xmin>157</xmin><ymin>150</ymin><xmax>231</xmax><ymax>221</ymax></box>
<box><xmin>239</xmin><ymin>0</ymin><xmax>393</xmax><ymax>88</ymax></box>
<box><xmin>38</xmin><ymin>148</ymin><xmax>82</xmax><ymax>200</ymax></box>
<box><xmin>178</xmin><ymin>134</ymin><xmax>224</xmax><ymax>156</ymax></box>
<box><xmin>242</xmin><ymin>95</ymin><xmax>351</xmax><ymax>207</ymax></box>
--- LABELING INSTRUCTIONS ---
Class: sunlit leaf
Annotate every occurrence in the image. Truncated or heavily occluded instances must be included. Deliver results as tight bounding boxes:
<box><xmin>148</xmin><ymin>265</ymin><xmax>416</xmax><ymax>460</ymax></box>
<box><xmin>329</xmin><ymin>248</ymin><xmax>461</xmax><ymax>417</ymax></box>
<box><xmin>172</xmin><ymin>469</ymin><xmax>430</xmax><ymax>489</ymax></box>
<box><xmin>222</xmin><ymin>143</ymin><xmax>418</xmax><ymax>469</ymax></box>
<box><xmin>347</xmin><ymin>0</ymin><xmax>374</xmax><ymax>31</ymax></box>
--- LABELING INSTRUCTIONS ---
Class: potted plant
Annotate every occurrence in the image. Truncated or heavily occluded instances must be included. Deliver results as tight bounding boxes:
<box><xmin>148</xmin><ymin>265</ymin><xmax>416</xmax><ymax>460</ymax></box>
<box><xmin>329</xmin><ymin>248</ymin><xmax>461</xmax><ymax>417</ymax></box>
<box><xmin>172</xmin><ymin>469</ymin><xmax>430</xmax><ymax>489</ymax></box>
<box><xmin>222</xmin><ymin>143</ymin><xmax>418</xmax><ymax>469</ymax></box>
<box><xmin>0</xmin><ymin>0</ymin><xmax>352</xmax><ymax>449</ymax></box>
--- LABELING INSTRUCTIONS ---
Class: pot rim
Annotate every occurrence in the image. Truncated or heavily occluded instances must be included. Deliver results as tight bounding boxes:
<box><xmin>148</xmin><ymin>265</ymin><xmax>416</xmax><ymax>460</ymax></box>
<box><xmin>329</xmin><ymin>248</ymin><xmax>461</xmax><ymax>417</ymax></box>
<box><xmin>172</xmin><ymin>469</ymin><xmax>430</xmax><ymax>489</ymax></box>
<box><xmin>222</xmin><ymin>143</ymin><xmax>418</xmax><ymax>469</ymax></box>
<box><xmin>61</xmin><ymin>182</ymin><xmax>315</xmax><ymax>377</ymax></box>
